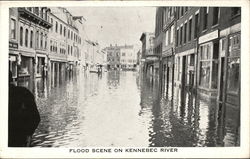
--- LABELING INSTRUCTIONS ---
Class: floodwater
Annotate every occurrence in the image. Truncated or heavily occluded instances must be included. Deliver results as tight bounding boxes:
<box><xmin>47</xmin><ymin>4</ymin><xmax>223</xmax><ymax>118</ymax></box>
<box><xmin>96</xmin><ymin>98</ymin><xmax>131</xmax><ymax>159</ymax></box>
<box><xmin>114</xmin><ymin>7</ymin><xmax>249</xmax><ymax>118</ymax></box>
<box><xmin>19</xmin><ymin>71</ymin><xmax>239</xmax><ymax>147</ymax></box>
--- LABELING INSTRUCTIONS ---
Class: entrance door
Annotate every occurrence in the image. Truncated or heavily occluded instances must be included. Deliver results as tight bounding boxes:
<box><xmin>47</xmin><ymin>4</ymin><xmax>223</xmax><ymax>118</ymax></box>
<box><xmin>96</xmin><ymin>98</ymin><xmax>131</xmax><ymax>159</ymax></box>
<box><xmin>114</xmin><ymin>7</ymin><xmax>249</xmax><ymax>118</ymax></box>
<box><xmin>219</xmin><ymin>57</ymin><xmax>225</xmax><ymax>102</ymax></box>
<box><xmin>181</xmin><ymin>56</ymin><xmax>187</xmax><ymax>89</ymax></box>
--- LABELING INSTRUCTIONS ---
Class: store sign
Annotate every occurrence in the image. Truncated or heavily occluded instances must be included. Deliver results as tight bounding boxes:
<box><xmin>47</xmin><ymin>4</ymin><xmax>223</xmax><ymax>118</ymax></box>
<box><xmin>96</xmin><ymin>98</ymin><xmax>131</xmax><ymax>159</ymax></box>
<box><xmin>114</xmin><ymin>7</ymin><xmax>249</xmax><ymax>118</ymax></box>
<box><xmin>199</xmin><ymin>30</ymin><xmax>219</xmax><ymax>44</ymax></box>
<box><xmin>9</xmin><ymin>42</ymin><xmax>18</xmax><ymax>49</ymax></box>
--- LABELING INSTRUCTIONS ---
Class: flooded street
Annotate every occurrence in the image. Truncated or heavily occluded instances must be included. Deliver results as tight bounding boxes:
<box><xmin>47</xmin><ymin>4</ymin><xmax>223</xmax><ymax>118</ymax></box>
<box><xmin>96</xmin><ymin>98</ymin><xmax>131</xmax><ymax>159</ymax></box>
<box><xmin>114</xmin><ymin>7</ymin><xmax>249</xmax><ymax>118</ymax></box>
<box><xmin>24</xmin><ymin>71</ymin><xmax>239</xmax><ymax>147</ymax></box>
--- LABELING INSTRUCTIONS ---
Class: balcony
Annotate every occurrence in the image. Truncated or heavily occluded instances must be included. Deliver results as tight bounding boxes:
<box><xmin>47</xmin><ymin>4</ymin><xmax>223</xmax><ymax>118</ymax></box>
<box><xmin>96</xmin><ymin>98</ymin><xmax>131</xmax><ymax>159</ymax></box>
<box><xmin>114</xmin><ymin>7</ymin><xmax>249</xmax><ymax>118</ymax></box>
<box><xmin>18</xmin><ymin>8</ymin><xmax>52</xmax><ymax>29</ymax></box>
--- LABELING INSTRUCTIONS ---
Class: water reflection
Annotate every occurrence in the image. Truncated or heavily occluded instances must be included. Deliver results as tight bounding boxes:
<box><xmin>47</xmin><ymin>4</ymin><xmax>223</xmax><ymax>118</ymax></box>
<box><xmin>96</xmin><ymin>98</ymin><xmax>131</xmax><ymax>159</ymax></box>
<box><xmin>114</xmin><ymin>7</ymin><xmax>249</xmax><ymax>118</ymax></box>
<box><xmin>16</xmin><ymin>70</ymin><xmax>240</xmax><ymax>147</ymax></box>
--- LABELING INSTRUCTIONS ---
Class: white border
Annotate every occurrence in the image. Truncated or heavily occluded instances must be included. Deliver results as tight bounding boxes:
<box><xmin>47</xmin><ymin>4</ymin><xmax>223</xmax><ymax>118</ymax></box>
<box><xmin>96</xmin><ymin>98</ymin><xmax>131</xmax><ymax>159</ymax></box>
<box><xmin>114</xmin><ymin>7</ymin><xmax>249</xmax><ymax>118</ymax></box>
<box><xmin>0</xmin><ymin>1</ymin><xmax>249</xmax><ymax>158</ymax></box>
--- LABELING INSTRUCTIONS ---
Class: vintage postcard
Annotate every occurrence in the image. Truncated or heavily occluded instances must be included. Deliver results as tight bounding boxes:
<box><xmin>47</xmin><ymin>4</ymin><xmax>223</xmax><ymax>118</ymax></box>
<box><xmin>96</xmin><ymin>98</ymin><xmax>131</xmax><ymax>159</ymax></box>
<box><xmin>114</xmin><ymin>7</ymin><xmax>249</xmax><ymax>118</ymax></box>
<box><xmin>0</xmin><ymin>0</ymin><xmax>249</xmax><ymax>158</ymax></box>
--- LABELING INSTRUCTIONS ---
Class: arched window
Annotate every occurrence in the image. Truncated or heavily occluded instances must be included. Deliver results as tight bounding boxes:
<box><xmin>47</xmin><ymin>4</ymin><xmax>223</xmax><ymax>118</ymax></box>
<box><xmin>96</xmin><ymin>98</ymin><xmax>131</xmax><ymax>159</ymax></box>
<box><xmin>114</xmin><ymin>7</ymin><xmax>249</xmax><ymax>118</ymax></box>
<box><xmin>36</xmin><ymin>31</ymin><xmax>39</xmax><ymax>48</ymax></box>
<box><xmin>25</xmin><ymin>29</ymin><xmax>28</xmax><ymax>47</ymax></box>
<box><xmin>20</xmin><ymin>27</ymin><xmax>23</xmax><ymax>46</ymax></box>
<box><xmin>40</xmin><ymin>32</ymin><xmax>43</xmax><ymax>49</ymax></box>
<box><xmin>30</xmin><ymin>30</ymin><xmax>33</xmax><ymax>48</ymax></box>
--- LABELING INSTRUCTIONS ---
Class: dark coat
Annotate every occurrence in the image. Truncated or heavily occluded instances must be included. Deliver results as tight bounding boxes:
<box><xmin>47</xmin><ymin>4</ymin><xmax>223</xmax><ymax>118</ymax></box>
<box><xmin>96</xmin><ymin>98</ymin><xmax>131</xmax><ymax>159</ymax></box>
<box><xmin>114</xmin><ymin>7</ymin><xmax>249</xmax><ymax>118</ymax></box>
<box><xmin>8</xmin><ymin>84</ymin><xmax>40</xmax><ymax>147</ymax></box>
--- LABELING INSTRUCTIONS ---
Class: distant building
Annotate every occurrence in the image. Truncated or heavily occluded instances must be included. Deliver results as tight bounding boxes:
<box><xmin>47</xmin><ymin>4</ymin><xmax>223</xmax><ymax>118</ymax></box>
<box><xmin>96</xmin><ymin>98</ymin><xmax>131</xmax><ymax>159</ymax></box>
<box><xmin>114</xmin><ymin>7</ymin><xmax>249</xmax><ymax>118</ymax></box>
<box><xmin>120</xmin><ymin>45</ymin><xmax>137</xmax><ymax>70</ymax></box>
<box><xmin>106</xmin><ymin>44</ymin><xmax>120</xmax><ymax>70</ymax></box>
<box><xmin>139</xmin><ymin>32</ymin><xmax>155</xmax><ymax>75</ymax></box>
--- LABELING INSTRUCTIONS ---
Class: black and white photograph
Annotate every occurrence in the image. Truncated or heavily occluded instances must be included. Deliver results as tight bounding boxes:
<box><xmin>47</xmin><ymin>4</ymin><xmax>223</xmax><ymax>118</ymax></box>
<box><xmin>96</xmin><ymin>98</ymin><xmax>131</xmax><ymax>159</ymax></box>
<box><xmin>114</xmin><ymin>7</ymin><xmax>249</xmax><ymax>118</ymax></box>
<box><xmin>0</xmin><ymin>0</ymin><xmax>249</xmax><ymax>158</ymax></box>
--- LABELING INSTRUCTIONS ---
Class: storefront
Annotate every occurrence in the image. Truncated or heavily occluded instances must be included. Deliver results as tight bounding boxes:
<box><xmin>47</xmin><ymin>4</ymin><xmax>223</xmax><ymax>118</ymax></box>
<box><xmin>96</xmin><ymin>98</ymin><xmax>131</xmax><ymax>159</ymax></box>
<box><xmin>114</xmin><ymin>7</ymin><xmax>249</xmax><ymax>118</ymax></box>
<box><xmin>9</xmin><ymin>41</ymin><xmax>19</xmax><ymax>79</ymax></box>
<box><xmin>226</xmin><ymin>33</ymin><xmax>240</xmax><ymax>107</ymax></box>
<box><xmin>198</xmin><ymin>40</ymin><xmax>219</xmax><ymax>98</ymax></box>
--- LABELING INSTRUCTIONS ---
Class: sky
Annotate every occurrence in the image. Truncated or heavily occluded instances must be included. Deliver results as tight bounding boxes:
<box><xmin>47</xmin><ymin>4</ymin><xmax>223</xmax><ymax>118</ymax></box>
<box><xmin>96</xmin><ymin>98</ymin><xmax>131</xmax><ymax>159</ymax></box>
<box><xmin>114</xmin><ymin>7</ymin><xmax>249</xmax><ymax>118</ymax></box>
<box><xmin>67</xmin><ymin>7</ymin><xmax>156</xmax><ymax>51</ymax></box>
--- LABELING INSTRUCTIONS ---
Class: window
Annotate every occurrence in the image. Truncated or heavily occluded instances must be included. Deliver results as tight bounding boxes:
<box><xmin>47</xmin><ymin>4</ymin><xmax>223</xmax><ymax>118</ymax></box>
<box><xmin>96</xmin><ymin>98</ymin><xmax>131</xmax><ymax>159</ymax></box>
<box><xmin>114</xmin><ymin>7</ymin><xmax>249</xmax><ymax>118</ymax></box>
<box><xmin>190</xmin><ymin>54</ymin><xmax>195</xmax><ymax>66</ymax></box>
<box><xmin>51</xmin><ymin>18</ymin><xmax>53</xmax><ymax>31</ymax></box>
<box><xmin>203</xmin><ymin>7</ymin><xmax>209</xmax><ymax>30</ymax></box>
<box><xmin>227</xmin><ymin>57</ymin><xmax>240</xmax><ymax>94</ymax></box>
<box><xmin>68</xmin><ymin>29</ymin><xmax>70</xmax><ymax>38</ymax></box>
<box><xmin>213</xmin><ymin>7</ymin><xmax>219</xmax><ymax>25</ymax></box>
<box><xmin>170</xmin><ymin>25</ymin><xmax>174</xmax><ymax>43</ymax></box>
<box><xmin>36</xmin><ymin>31</ymin><xmax>39</xmax><ymax>48</ymax></box>
<box><xmin>20</xmin><ymin>27</ymin><xmax>23</xmax><ymax>46</ymax></box>
<box><xmin>60</xmin><ymin>24</ymin><xmax>62</xmax><ymax>35</ymax></box>
<box><xmin>176</xmin><ymin>29</ymin><xmax>179</xmax><ymax>46</ymax></box>
<box><xmin>232</xmin><ymin>7</ymin><xmax>240</xmax><ymax>16</ymax></box>
<box><xmin>194</xmin><ymin>13</ymin><xmax>199</xmax><ymax>38</ymax></box>
<box><xmin>188</xmin><ymin>18</ymin><xmax>192</xmax><ymax>41</ymax></box>
<box><xmin>50</xmin><ymin>40</ymin><xmax>52</xmax><ymax>52</ymax></box>
<box><xmin>71</xmin><ymin>31</ymin><xmax>73</xmax><ymax>40</ymax></box>
<box><xmin>68</xmin><ymin>45</ymin><xmax>70</xmax><ymax>54</ymax></box>
<box><xmin>40</xmin><ymin>32</ymin><xmax>43</xmax><ymax>49</ymax></box>
<box><xmin>184</xmin><ymin>23</ymin><xmax>187</xmax><ymax>44</ymax></box>
<box><xmin>55</xmin><ymin>21</ymin><xmax>58</xmax><ymax>33</ymax></box>
<box><xmin>44</xmin><ymin>34</ymin><xmax>47</xmax><ymax>49</ymax></box>
<box><xmin>71</xmin><ymin>46</ymin><xmax>73</xmax><ymax>55</ymax></box>
<box><xmin>34</xmin><ymin>7</ymin><xmax>39</xmax><ymax>15</ymax></box>
<box><xmin>10</xmin><ymin>19</ymin><xmax>16</xmax><ymax>39</ymax></box>
<box><xmin>180</xmin><ymin>26</ymin><xmax>183</xmax><ymax>45</ymax></box>
<box><xmin>180</xmin><ymin>7</ymin><xmax>184</xmax><ymax>17</ymax></box>
<box><xmin>30</xmin><ymin>31</ymin><xmax>33</xmax><ymax>48</ymax></box>
<box><xmin>64</xmin><ymin>27</ymin><xmax>66</xmax><ymax>37</ymax></box>
<box><xmin>199</xmin><ymin>42</ymin><xmax>219</xmax><ymax>89</ymax></box>
<box><xmin>25</xmin><ymin>29</ymin><xmax>28</xmax><ymax>47</ymax></box>
<box><xmin>166</xmin><ymin>30</ymin><xmax>169</xmax><ymax>45</ymax></box>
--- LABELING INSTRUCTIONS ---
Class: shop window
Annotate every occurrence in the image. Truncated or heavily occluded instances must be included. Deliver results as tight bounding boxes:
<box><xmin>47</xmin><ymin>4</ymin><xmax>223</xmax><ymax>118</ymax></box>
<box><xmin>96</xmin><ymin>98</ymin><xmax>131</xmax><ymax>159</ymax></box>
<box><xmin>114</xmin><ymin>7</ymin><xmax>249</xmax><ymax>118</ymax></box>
<box><xmin>30</xmin><ymin>31</ymin><xmax>33</xmax><ymax>48</ymax></box>
<box><xmin>199</xmin><ymin>61</ymin><xmax>210</xmax><ymax>88</ymax></box>
<box><xmin>25</xmin><ymin>29</ymin><xmax>28</xmax><ymax>47</ymax></box>
<box><xmin>213</xmin><ymin>41</ymin><xmax>219</xmax><ymax>59</ymax></box>
<box><xmin>190</xmin><ymin>54</ymin><xmax>195</xmax><ymax>66</ymax></box>
<box><xmin>10</xmin><ymin>19</ymin><xmax>16</xmax><ymax>39</ymax></box>
<box><xmin>211</xmin><ymin>61</ymin><xmax>218</xmax><ymax>89</ymax></box>
<box><xmin>20</xmin><ymin>27</ymin><xmax>23</xmax><ymax>46</ymax></box>
<box><xmin>227</xmin><ymin>57</ymin><xmax>240</xmax><ymax>94</ymax></box>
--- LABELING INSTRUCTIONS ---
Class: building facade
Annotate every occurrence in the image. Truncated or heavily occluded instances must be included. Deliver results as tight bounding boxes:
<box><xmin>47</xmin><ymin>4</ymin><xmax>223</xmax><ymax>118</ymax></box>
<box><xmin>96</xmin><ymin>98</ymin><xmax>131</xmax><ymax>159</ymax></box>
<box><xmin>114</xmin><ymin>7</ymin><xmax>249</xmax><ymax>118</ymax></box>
<box><xmin>106</xmin><ymin>44</ymin><xmax>121</xmax><ymax>70</ymax></box>
<box><xmin>120</xmin><ymin>45</ymin><xmax>137</xmax><ymax>70</ymax></box>
<box><xmin>9</xmin><ymin>7</ymin><xmax>52</xmax><ymax>90</ymax></box>
<box><xmin>139</xmin><ymin>32</ymin><xmax>155</xmax><ymax>76</ymax></box>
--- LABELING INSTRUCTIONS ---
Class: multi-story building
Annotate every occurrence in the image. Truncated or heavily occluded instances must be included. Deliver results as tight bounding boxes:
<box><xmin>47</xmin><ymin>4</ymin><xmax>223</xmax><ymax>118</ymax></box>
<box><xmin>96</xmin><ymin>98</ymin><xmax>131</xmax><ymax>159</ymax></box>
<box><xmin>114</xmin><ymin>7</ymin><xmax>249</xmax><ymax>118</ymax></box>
<box><xmin>139</xmin><ymin>32</ymin><xmax>155</xmax><ymax>76</ymax></box>
<box><xmin>106</xmin><ymin>44</ymin><xmax>120</xmax><ymax>70</ymax></box>
<box><xmin>161</xmin><ymin>7</ymin><xmax>176</xmax><ymax>98</ymax></box>
<box><xmin>9</xmin><ymin>8</ymin><xmax>19</xmax><ymax>80</ymax></box>
<box><xmin>175</xmin><ymin>7</ymin><xmax>199</xmax><ymax>92</ymax></box>
<box><xmin>120</xmin><ymin>45</ymin><xmax>137</xmax><ymax>70</ymax></box>
<box><xmin>9</xmin><ymin>7</ymin><xmax>52</xmax><ymax>90</ymax></box>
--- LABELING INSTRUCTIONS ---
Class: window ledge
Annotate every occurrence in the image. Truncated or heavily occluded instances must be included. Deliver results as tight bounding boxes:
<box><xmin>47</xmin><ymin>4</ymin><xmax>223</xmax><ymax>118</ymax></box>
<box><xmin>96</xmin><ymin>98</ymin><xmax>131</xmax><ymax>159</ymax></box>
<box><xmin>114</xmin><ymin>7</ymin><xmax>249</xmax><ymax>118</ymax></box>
<box><xmin>211</xmin><ymin>24</ymin><xmax>219</xmax><ymax>28</ymax></box>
